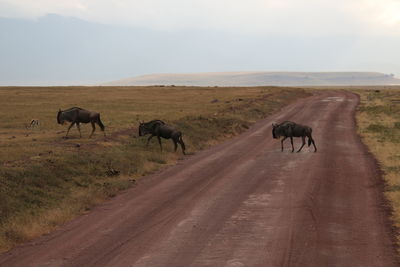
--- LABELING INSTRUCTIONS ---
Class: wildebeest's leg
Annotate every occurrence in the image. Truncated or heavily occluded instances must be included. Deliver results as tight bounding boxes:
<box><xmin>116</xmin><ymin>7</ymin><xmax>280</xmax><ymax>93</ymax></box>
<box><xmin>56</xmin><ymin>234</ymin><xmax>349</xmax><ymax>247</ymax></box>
<box><xmin>146</xmin><ymin>135</ymin><xmax>154</xmax><ymax>146</ymax></box>
<box><xmin>297</xmin><ymin>136</ymin><xmax>306</xmax><ymax>152</ymax></box>
<box><xmin>89</xmin><ymin>121</ymin><xmax>96</xmax><ymax>138</ymax></box>
<box><xmin>306</xmin><ymin>133</ymin><xmax>317</xmax><ymax>152</ymax></box>
<box><xmin>179</xmin><ymin>136</ymin><xmax>186</xmax><ymax>155</ymax></box>
<box><xmin>281</xmin><ymin>136</ymin><xmax>287</xmax><ymax>152</ymax></box>
<box><xmin>66</xmin><ymin>122</ymin><xmax>75</xmax><ymax>137</ymax></box>
<box><xmin>157</xmin><ymin>136</ymin><xmax>162</xmax><ymax>151</ymax></box>
<box><xmin>311</xmin><ymin>137</ymin><xmax>317</xmax><ymax>152</ymax></box>
<box><xmin>290</xmin><ymin>137</ymin><xmax>294</xmax><ymax>152</ymax></box>
<box><xmin>173</xmin><ymin>139</ymin><xmax>178</xmax><ymax>152</ymax></box>
<box><xmin>76</xmin><ymin>122</ymin><xmax>82</xmax><ymax>138</ymax></box>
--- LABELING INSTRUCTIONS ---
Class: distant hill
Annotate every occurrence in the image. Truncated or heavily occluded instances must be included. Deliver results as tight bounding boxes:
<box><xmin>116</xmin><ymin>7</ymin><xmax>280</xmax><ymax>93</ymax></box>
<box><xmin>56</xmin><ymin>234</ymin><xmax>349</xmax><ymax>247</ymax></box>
<box><xmin>2</xmin><ymin>14</ymin><xmax>400</xmax><ymax>86</ymax></box>
<box><xmin>103</xmin><ymin>72</ymin><xmax>400</xmax><ymax>86</ymax></box>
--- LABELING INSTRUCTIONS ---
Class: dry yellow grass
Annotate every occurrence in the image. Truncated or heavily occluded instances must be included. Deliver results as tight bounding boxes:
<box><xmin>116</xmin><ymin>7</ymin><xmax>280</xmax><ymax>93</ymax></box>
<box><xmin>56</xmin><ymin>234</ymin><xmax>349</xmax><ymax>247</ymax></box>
<box><xmin>355</xmin><ymin>88</ymin><xmax>400</xmax><ymax>245</ymax></box>
<box><xmin>0</xmin><ymin>85</ymin><xmax>310</xmax><ymax>251</ymax></box>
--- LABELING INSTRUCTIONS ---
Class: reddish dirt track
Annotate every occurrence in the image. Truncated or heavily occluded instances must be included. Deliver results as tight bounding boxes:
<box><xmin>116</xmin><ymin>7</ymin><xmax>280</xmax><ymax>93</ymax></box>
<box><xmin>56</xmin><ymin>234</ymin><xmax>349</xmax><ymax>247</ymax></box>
<box><xmin>0</xmin><ymin>91</ymin><xmax>398</xmax><ymax>266</ymax></box>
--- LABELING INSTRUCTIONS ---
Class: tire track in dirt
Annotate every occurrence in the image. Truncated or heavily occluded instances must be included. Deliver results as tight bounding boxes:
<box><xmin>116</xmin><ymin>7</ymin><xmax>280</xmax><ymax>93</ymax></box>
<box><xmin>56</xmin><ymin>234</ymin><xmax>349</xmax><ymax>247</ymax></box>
<box><xmin>0</xmin><ymin>91</ymin><xmax>397</xmax><ymax>266</ymax></box>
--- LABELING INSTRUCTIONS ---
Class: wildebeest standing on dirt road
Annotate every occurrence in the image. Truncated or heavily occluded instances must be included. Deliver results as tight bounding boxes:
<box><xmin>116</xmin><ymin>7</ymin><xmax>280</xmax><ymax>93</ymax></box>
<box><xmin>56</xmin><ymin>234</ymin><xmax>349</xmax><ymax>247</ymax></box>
<box><xmin>138</xmin><ymin>120</ymin><xmax>186</xmax><ymax>155</ymax></box>
<box><xmin>57</xmin><ymin>107</ymin><xmax>105</xmax><ymax>138</ymax></box>
<box><xmin>272</xmin><ymin>121</ymin><xmax>317</xmax><ymax>152</ymax></box>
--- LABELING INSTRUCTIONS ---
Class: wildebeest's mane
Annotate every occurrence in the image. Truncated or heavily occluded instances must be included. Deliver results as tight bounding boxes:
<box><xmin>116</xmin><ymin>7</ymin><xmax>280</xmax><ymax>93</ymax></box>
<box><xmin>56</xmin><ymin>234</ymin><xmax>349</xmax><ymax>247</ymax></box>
<box><xmin>146</xmin><ymin>119</ymin><xmax>165</xmax><ymax>125</ymax></box>
<box><xmin>279</xmin><ymin>120</ymin><xmax>295</xmax><ymax>126</ymax></box>
<box><xmin>62</xmin><ymin>107</ymin><xmax>83</xmax><ymax>112</ymax></box>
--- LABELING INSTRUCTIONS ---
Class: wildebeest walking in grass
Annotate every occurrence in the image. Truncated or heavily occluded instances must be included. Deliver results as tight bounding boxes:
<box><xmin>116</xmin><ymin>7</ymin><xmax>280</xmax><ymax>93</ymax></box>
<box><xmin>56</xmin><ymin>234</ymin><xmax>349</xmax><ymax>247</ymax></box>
<box><xmin>272</xmin><ymin>121</ymin><xmax>317</xmax><ymax>152</ymax></box>
<box><xmin>139</xmin><ymin>120</ymin><xmax>186</xmax><ymax>155</ymax></box>
<box><xmin>57</xmin><ymin>107</ymin><xmax>105</xmax><ymax>138</ymax></box>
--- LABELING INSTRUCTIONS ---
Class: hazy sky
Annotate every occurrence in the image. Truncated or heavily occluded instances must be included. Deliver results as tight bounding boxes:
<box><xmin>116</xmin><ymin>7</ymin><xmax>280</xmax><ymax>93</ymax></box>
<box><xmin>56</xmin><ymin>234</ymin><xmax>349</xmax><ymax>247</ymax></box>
<box><xmin>1</xmin><ymin>0</ymin><xmax>399</xmax><ymax>34</ymax></box>
<box><xmin>1</xmin><ymin>0</ymin><xmax>400</xmax><ymax>84</ymax></box>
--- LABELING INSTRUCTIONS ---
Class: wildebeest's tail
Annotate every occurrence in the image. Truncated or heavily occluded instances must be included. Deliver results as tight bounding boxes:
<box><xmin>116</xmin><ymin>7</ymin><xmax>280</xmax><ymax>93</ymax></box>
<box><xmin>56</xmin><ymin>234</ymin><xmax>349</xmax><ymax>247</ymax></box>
<box><xmin>97</xmin><ymin>114</ymin><xmax>105</xmax><ymax>131</ymax></box>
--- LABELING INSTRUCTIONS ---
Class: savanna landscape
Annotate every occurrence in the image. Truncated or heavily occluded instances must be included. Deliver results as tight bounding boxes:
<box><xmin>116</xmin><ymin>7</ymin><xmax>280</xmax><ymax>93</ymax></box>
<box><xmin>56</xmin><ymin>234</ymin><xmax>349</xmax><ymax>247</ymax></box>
<box><xmin>0</xmin><ymin>85</ymin><xmax>309</xmax><ymax>252</ymax></box>
<box><xmin>1</xmin><ymin>85</ymin><xmax>400</xmax><ymax>266</ymax></box>
<box><xmin>2</xmin><ymin>0</ymin><xmax>400</xmax><ymax>265</ymax></box>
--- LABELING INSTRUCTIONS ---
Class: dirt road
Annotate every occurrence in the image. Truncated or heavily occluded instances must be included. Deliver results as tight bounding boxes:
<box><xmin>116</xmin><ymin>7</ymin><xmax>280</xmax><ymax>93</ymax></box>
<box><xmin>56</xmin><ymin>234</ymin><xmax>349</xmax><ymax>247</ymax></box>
<box><xmin>1</xmin><ymin>91</ymin><xmax>398</xmax><ymax>266</ymax></box>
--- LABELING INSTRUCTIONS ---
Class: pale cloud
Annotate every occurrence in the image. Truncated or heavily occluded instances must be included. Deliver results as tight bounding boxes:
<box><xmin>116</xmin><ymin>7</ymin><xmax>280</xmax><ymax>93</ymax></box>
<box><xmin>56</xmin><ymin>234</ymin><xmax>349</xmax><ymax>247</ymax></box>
<box><xmin>373</xmin><ymin>0</ymin><xmax>400</xmax><ymax>26</ymax></box>
<box><xmin>0</xmin><ymin>0</ymin><xmax>86</xmax><ymax>17</ymax></box>
<box><xmin>0</xmin><ymin>0</ymin><xmax>399</xmax><ymax>35</ymax></box>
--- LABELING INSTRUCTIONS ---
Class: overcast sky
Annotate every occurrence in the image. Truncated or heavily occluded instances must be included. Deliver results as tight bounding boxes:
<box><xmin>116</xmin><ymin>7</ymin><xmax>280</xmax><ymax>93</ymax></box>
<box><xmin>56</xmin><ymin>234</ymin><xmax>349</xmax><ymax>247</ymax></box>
<box><xmin>1</xmin><ymin>0</ymin><xmax>399</xmax><ymax>34</ymax></box>
<box><xmin>1</xmin><ymin>0</ymin><xmax>400</xmax><ymax>84</ymax></box>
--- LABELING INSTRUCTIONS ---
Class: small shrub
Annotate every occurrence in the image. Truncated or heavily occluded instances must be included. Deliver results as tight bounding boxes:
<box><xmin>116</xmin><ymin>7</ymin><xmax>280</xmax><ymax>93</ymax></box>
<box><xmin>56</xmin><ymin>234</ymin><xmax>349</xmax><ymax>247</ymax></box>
<box><xmin>366</xmin><ymin>123</ymin><xmax>387</xmax><ymax>133</ymax></box>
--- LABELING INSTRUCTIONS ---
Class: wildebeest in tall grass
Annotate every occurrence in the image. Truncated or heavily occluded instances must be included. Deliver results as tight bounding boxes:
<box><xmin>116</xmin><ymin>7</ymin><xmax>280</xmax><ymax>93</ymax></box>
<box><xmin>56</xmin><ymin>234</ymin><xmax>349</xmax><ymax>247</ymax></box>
<box><xmin>138</xmin><ymin>120</ymin><xmax>186</xmax><ymax>154</ymax></box>
<box><xmin>272</xmin><ymin>121</ymin><xmax>317</xmax><ymax>152</ymax></box>
<box><xmin>57</xmin><ymin>107</ymin><xmax>105</xmax><ymax>138</ymax></box>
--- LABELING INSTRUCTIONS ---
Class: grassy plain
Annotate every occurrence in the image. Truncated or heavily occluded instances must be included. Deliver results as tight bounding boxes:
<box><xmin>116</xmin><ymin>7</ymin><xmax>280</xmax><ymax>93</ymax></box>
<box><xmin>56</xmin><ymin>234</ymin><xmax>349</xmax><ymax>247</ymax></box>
<box><xmin>0</xmin><ymin>85</ymin><xmax>310</xmax><ymax>251</ymax></box>
<box><xmin>354</xmin><ymin>87</ymin><xmax>400</xmax><ymax>245</ymax></box>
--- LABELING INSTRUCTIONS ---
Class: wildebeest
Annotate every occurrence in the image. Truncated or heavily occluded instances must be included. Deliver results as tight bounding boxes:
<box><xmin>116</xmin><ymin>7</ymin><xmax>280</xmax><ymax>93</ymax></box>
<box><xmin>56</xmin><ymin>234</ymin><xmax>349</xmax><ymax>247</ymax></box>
<box><xmin>57</xmin><ymin>107</ymin><xmax>105</xmax><ymax>138</ymax></box>
<box><xmin>272</xmin><ymin>121</ymin><xmax>317</xmax><ymax>152</ymax></box>
<box><xmin>138</xmin><ymin>120</ymin><xmax>186</xmax><ymax>154</ymax></box>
